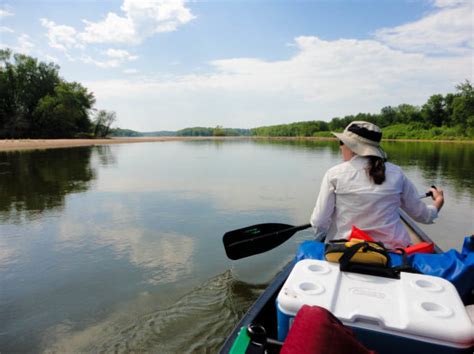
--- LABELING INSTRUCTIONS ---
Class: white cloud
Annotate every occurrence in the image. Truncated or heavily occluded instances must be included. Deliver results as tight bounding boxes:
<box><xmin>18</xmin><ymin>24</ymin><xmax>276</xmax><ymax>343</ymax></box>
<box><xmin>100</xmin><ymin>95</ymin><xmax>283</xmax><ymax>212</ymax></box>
<box><xmin>81</xmin><ymin>55</ymin><xmax>121</xmax><ymax>69</ymax></box>
<box><xmin>375</xmin><ymin>0</ymin><xmax>472</xmax><ymax>54</ymax></box>
<box><xmin>105</xmin><ymin>48</ymin><xmax>138</xmax><ymax>61</ymax></box>
<box><xmin>43</xmin><ymin>54</ymin><xmax>59</xmax><ymax>63</ymax></box>
<box><xmin>121</xmin><ymin>0</ymin><xmax>195</xmax><ymax>34</ymax></box>
<box><xmin>79</xmin><ymin>0</ymin><xmax>195</xmax><ymax>44</ymax></box>
<box><xmin>85</xmin><ymin>0</ymin><xmax>471</xmax><ymax>130</ymax></box>
<box><xmin>123</xmin><ymin>68</ymin><xmax>139</xmax><ymax>74</ymax></box>
<box><xmin>0</xmin><ymin>26</ymin><xmax>13</xmax><ymax>33</ymax></box>
<box><xmin>40</xmin><ymin>18</ymin><xmax>82</xmax><ymax>52</ymax></box>
<box><xmin>80</xmin><ymin>12</ymin><xmax>135</xmax><ymax>44</ymax></box>
<box><xmin>33</xmin><ymin>0</ymin><xmax>470</xmax><ymax>129</ymax></box>
<box><xmin>433</xmin><ymin>0</ymin><xmax>467</xmax><ymax>7</ymax></box>
<box><xmin>0</xmin><ymin>8</ymin><xmax>13</xmax><ymax>18</ymax></box>
<box><xmin>86</xmin><ymin>34</ymin><xmax>469</xmax><ymax>130</ymax></box>
<box><xmin>1</xmin><ymin>32</ymin><xmax>34</xmax><ymax>55</ymax></box>
<box><xmin>39</xmin><ymin>0</ymin><xmax>195</xmax><ymax>68</ymax></box>
<box><xmin>16</xmin><ymin>34</ymin><xmax>35</xmax><ymax>54</ymax></box>
<box><xmin>81</xmin><ymin>48</ymin><xmax>138</xmax><ymax>68</ymax></box>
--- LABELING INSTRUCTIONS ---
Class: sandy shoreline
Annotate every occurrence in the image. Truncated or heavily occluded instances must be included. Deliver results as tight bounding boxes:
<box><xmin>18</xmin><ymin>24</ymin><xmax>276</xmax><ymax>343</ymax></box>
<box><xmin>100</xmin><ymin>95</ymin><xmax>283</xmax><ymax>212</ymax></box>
<box><xmin>0</xmin><ymin>136</ymin><xmax>472</xmax><ymax>151</ymax></box>
<box><xmin>0</xmin><ymin>137</ymin><xmax>246</xmax><ymax>151</ymax></box>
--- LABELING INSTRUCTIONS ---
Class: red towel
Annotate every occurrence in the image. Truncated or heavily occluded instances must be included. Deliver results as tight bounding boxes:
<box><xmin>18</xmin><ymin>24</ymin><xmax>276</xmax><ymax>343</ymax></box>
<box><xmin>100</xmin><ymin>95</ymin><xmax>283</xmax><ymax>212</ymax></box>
<box><xmin>281</xmin><ymin>305</ymin><xmax>377</xmax><ymax>354</ymax></box>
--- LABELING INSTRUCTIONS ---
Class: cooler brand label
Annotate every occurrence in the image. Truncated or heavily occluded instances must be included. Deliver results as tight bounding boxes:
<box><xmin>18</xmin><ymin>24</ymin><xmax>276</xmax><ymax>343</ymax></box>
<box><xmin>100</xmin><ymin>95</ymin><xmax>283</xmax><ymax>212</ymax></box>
<box><xmin>350</xmin><ymin>287</ymin><xmax>386</xmax><ymax>299</ymax></box>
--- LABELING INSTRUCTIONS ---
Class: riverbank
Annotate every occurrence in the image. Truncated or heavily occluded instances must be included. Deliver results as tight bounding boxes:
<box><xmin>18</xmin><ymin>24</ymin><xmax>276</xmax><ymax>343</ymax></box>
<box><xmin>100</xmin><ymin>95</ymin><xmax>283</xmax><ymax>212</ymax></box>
<box><xmin>0</xmin><ymin>136</ymin><xmax>472</xmax><ymax>151</ymax></box>
<box><xmin>0</xmin><ymin>137</ymin><xmax>249</xmax><ymax>151</ymax></box>
<box><xmin>259</xmin><ymin>136</ymin><xmax>474</xmax><ymax>143</ymax></box>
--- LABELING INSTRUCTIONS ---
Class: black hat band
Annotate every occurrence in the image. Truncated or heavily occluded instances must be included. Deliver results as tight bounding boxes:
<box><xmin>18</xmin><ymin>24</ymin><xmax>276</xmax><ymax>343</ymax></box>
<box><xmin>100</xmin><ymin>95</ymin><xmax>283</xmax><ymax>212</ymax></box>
<box><xmin>348</xmin><ymin>124</ymin><xmax>382</xmax><ymax>142</ymax></box>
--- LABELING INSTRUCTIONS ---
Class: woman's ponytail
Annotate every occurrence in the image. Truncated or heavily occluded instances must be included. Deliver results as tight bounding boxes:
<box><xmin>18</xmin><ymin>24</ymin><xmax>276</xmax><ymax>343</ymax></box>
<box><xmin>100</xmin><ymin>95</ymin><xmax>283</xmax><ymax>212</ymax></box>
<box><xmin>367</xmin><ymin>156</ymin><xmax>386</xmax><ymax>185</ymax></box>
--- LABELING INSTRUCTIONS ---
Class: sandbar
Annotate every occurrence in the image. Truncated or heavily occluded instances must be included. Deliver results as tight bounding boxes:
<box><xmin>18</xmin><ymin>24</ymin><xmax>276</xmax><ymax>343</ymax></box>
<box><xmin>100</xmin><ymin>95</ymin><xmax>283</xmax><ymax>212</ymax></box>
<box><xmin>0</xmin><ymin>137</ymin><xmax>231</xmax><ymax>151</ymax></box>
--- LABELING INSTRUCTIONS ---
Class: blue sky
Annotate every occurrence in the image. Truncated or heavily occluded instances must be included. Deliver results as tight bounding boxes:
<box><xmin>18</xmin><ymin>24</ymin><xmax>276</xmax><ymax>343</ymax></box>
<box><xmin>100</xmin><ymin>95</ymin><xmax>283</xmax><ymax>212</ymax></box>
<box><xmin>0</xmin><ymin>0</ymin><xmax>472</xmax><ymax>131</ymax></box>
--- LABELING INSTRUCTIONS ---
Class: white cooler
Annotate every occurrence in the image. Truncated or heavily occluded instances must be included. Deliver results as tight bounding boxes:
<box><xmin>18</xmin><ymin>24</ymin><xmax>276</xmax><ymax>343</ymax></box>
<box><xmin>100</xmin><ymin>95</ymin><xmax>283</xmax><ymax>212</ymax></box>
<box><xmin>276</xmin><ymin>259</ymin><xmax>474</xmax><ymax>354</ymax></box>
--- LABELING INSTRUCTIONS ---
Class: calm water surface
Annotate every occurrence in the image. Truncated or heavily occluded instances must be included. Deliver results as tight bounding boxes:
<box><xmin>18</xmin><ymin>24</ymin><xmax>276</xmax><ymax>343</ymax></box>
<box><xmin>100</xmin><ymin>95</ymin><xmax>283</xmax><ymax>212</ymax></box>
<box><xmin>0</xmin><ymin>139</ymin><xmax>472</xmax><ymax>352</ymax></box>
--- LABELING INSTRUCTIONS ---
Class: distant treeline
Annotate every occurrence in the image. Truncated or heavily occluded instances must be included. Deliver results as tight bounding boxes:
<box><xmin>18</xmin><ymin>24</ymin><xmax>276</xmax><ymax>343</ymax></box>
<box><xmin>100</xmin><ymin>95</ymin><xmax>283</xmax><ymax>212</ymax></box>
<box><xmin>110</xmin><ymin>126</ymin><xmax>252</xmax><ymax>137</ymax></box>
<box><xmin>251</xmin><ymin>81</ymin><xmax>474</xmax><ymax>140</ymax></box>
<box><xmin>113</xmin><ymin>81</ymin><xmax>473</xmax><ymax>140</ymax></box>
<box><xmin>176</xmin><ymin>126</ymin><xmax>251</xmax><ymax>136</ymax></box>
<box><xmin>110</xmin><ymin>128</ymin><xmax>143</xmax><ymax>137</ymax></box>
<box><xmin>0</xmin><ymin>49</ymin><xmax>115</xmax><ymax>138</ymax></box>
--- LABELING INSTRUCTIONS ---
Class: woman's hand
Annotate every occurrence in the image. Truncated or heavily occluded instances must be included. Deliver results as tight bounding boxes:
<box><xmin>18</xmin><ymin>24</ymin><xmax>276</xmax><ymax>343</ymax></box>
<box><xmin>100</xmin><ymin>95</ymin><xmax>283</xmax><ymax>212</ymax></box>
<box><xmin>430</xmin><ymin>187</ymin><xmax>444</xmax><ymax>211</ymax></box>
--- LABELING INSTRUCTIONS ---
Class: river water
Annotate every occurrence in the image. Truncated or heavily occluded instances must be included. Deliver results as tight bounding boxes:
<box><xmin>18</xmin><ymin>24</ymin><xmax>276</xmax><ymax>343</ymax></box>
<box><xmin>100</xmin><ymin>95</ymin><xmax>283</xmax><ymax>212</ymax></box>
<box><xmin>0</xmin><ymin>139</ymin><xmax>472</xmax><ymax>352</ymax></box>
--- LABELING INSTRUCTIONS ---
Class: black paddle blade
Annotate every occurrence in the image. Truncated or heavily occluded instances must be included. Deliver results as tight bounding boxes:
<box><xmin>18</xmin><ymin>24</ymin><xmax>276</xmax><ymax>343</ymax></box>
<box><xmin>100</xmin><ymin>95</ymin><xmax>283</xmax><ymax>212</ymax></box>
<box><xmin>223</xmin><ymin>223</ymin><xmax>311</xmax><ymax>260</ymax></box>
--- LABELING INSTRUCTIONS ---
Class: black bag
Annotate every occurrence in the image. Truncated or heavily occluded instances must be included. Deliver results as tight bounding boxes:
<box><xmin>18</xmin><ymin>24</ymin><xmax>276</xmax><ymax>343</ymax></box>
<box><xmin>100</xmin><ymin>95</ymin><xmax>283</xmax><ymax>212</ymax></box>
<box><xmin>325</xmin><ymin>239</ymin><xmax>419</xmax><ymax>279</ymax></box>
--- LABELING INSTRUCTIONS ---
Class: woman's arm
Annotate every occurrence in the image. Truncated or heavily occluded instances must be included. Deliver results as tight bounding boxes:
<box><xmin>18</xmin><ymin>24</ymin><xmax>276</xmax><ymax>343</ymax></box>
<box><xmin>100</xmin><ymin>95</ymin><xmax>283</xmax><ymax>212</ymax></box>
<box><xmin>310</xmin><ymin>172</ymin><xmax>336</xmax><ymax>233</ymax></box>
<box><xmin>430</xmin><ymin>187</ymin><xmax>445</xmax><ymax>212</ymax></box>
<box><xmin>400</xmin><ymin>175</ymin><xmax>442</xmax><ymax>224</ymax></box>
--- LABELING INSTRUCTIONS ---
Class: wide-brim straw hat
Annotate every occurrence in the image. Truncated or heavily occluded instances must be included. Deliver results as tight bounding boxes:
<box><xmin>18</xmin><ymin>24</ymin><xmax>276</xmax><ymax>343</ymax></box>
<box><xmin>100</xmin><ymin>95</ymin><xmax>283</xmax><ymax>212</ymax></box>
<box><xmin>332</xmin><ymin>121</ymin><xmax>387</xmax><ymax>159</ymax></box>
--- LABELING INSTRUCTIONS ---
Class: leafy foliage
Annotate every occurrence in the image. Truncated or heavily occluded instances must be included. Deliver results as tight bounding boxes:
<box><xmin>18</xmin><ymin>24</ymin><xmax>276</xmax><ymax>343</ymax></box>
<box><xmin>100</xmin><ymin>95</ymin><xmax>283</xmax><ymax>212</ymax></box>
<box><xmin>252</xmin><ymin>81</ymin><xmax>474</xmax><ymax>139</ymax></box>
<box><xmin>0</xmin><ymin>49</ymin><xmax>111</xmax><ymax>138</ymax></box>
<box><xmin>109</xmin><ymin>128</ymin><xmax>143</xmax><ymax>137</ymax></box>
<box><xmin>252</xmin><ymin>120</ymin><xmax>329</xmax><ymax>137</ymax></box>
<box><xmin>93</xmin><ymin>110</ymin><xmax>116</xmax><ymax>138</ymax></box>
<box><xmin>176</xmin><ymin>127</ymin><xmax>251</xmax><ymax>136</ymax></box>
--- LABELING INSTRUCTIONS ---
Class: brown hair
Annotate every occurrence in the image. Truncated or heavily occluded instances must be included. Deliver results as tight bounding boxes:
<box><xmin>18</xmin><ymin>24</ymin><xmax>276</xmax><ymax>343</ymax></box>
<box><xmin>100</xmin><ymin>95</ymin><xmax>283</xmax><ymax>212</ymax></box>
<box><xmin>367</xmin><ymin>156</ymin><xmax>386</xmax><ymax>185</ymax></box>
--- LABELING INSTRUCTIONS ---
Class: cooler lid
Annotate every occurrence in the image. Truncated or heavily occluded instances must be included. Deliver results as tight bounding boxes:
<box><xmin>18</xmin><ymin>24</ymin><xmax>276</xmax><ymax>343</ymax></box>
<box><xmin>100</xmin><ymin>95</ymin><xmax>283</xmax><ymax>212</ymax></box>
<box><xmin>277</xmin><ymin>259</ymin><xmax>474</xmax><ymax>347</ymax></box>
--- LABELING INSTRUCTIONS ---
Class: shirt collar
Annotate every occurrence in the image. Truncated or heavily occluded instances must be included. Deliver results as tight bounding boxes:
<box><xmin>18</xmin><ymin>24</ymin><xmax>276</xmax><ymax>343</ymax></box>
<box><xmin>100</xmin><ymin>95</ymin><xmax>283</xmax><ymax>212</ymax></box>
<box><xmin>349</xmin><ymin>154</ymin><xmax>368</xmax><ymax>166</ymax></box>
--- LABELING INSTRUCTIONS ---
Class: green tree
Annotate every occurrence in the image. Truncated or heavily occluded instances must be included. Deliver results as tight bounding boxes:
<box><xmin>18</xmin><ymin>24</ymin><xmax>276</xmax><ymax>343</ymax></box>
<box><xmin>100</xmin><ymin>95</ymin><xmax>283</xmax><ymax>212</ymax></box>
<box><xmin>422</xmin><ymin>94</ymin><xmax>447</xmax><ymax>127</ymax></box>
<box><xmin>0</xmin><ymin>51</ymin><xmax>61</xmax><ymax>137</ymax></box>
<box><xmin>213</xmin><ymin>125</ymin><xmax>225</xmax><ymax>136</ymax></box>
<box><xmin>34</xmin><ymin>82</ymin><xmax>95</xmax><ymax>138</ymax></box>
<box><xmin>451</xmin><ymin>80</ymin><xmax>474</xmax><ymax>130</ymax></box>
<box><xmin>0</xmin><ymin>49</ymin><xmax>17</xmax><ymax>136</ymax></box>
<box><xmin>379</xmin><ymin>106</ymin><xmax>397</xmax><ymax>127</ymax></box>
<box><xmin>0</xmin><ymin>49</ymin><xmax>100</xmax><ymax>138</ymax></box>
<box><xmin>444</xmin><ymin>93</ymin><xmax>456</xmax><ymax>124</ymax></box>
<box><xmin>396</xmin><ymin>104</ymin><xmax>422</xmax><ymax>124</ymax></box>
<box><xmin>93</xmin><ymin>110</ymin><xmax>116</xmax><ymax>137</ymax></box>
<box><xmin>328</xmin><ymin>117</ymin><xmax>344</xmax><ymax>131</ymax></box>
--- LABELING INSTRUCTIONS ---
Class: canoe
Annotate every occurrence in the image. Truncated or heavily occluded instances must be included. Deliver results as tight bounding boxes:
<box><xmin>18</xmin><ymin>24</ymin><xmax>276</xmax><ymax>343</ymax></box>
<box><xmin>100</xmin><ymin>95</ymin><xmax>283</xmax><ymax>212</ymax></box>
<box><xmin>219</xmin><ymin>210</ymin><xmax>459</xmax><ymax>353</ymax></box>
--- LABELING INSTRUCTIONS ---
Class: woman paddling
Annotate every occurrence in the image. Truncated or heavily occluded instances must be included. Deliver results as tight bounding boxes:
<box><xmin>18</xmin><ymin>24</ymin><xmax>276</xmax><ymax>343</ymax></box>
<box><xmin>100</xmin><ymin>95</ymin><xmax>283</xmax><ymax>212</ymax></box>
<box><xmin>310</xmin><ymin>121</ymin><xmax>444</xmax><ymax>249</ymax></box>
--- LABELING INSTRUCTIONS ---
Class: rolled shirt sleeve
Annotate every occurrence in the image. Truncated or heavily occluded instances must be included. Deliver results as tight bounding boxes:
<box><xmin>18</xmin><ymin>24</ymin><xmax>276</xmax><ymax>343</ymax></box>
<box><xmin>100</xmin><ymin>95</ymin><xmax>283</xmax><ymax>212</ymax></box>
<box><xmin>310</xmin><ymin>171</ymin><xmax>336</xmax><ymax>234</ymax></box>
<box><xmin>400</xmin><ymin>174</ymin><xmax>438</xmax><ymax>224</ymax></box>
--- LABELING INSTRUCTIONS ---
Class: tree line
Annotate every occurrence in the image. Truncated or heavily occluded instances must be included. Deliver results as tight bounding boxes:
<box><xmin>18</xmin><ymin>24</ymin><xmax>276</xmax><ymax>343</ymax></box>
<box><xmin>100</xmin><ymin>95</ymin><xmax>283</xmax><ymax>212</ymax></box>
<box><xmin>0</xmin><ymin>49</ymin><xmax>115</xmax><ymax>138</ymax></box>
<box><xmin>251</xmin><ymin>81</ymin><xmax>474</xmax><ymax>139</ymax></box>
<box><xmin>176</xmin><ymin>126</ymin><xmax>252</xmax><ymax>137</ymax></box>
<box><xmin>115</xmin><ymin>81</ymin><xmax>473</xmax><ymax>140</ymax></box>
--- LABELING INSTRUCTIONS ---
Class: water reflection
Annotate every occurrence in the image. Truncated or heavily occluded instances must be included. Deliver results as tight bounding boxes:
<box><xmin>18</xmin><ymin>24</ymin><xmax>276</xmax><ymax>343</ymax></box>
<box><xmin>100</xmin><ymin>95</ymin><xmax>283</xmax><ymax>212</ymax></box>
<box><xmin>251</xmin><ymin>139</ymin><xmax>473</xmax><ymax>198</ymax></box>
<box><xmin>384</xmin><ymin>142</ymin><xmax>474</xmax><ymax>196</ymax></box>
<box><xmin>0</xmin><ymin>146</ymin><xmax>117</xmax><ymax>223</ymax></box>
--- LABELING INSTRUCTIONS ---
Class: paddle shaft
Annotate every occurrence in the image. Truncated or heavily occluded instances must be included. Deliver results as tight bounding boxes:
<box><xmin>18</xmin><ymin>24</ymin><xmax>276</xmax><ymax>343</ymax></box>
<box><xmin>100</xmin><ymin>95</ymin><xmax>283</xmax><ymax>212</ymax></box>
<box><xmin>226</xmin><ymin>223</ymin><xmax>311</xmax><ymax>248</ymax></box>
<box><xmin>223</xmin><ymin>223</ymin><xmax>313</xmax><ymax>260</ymax></box>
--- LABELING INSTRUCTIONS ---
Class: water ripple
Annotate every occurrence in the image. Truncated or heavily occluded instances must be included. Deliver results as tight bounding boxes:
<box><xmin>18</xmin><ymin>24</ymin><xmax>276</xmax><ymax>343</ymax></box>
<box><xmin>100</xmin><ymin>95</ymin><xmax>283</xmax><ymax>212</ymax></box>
<box><xmin>43</xmin><ymin>270</ymin><xmax>266</xmax><ymax>353</ymax></box>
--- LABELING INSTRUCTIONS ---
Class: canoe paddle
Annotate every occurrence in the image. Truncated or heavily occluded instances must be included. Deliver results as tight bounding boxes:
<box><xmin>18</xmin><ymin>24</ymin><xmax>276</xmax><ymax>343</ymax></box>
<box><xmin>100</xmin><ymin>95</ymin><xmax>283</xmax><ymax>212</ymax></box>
<box><xmin>224</xmin><ymin>186</ymin><xmax>437</xmax><ymax>260</ymax></box>
<box><xmin>223</xmin><ymin>223</ymin><xmax>311</xmax><ymax>260</ymax></box>
<box><xmin>420</xmin><ymin>185</ymin><xmax>437</xmax><ymax>199</ymax></box>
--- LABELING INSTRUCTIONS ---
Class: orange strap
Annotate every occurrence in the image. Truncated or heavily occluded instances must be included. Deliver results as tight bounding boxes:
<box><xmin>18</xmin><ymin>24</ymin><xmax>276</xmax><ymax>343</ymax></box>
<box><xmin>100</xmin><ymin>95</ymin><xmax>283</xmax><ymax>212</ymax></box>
<box><xmin>348</xmin><ymin>225</ymin><xmax>434</xmax><ymax>254</ymax></box>
<box><xmin>404</xmin><ymin>242</ymin><xmax>435</xmax><ymax>255</ymax></box>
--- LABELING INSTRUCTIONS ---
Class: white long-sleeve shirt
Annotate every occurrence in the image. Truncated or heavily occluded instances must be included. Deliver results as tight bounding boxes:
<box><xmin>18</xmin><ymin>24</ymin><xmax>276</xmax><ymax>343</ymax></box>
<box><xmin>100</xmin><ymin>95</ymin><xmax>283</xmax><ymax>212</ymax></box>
<box><xmin>310</xmin><ymin>155</ymin><xmax>438</xmax><ymax>249</ymax></box>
